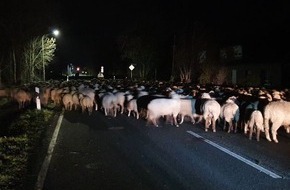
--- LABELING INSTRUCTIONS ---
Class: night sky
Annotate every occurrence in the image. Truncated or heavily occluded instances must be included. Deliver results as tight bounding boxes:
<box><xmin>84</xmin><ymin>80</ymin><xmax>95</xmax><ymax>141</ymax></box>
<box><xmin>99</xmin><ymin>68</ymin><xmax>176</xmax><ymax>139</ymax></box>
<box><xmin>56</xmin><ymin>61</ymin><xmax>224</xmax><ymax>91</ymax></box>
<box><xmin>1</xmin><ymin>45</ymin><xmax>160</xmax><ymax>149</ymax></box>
<box><xmin>54</xmin><ymin>0</ymin><xmax>290</xmax><ymax>76</ymax></box>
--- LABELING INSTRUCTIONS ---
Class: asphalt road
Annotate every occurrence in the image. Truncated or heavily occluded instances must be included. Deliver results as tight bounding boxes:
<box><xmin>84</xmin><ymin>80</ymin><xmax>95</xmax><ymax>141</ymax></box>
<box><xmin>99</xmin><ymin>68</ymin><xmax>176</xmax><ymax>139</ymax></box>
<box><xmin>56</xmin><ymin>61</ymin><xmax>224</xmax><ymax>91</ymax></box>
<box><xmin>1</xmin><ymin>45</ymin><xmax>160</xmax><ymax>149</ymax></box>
<box><xmin>39</xmin><ymin>109</ymin><xmax>290</xmax><ymax>190</ymax></box>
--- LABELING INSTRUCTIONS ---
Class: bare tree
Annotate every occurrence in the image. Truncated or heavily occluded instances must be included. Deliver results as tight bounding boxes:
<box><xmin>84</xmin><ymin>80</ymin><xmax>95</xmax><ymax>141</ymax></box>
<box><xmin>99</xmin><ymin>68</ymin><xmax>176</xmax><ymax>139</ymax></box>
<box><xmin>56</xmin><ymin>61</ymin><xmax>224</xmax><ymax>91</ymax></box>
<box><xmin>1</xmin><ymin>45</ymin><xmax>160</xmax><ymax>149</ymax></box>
<box><xmin>22</xmin><ymin>36</ymin><xmax>56</xmax><ymax>83</ymax></box>
<box><xmin>118</xmin><ymin>34</ymin><xmax>156</xmax><ymax>80</ymax></box>
<box><xmin>179</xmin><ymin>64</ymin><xmax>192</xmax><ymax>83</ymax></box>
<box><xmin>215</xmin><ymin>66</ymin><xmax>229</xmax><ymax>85</ymax></box>
<box><xmin>172</xmin><ymin>20</ymin><xmax>226</xmax><ymax>85</ymax></box>
<box><xmin>0</xmin><ymin>0</ymin><xmax>60</xmax><ymax>84</ymax></box>
<box><xmin>174</xmin><ymin>22</ymin><xmax>212</xmax><ymax>83</ymax></box>
<box><xmin>198</xmin><ymin>61</ymin><xmax>213</xmax><ymax>84</ymax></box>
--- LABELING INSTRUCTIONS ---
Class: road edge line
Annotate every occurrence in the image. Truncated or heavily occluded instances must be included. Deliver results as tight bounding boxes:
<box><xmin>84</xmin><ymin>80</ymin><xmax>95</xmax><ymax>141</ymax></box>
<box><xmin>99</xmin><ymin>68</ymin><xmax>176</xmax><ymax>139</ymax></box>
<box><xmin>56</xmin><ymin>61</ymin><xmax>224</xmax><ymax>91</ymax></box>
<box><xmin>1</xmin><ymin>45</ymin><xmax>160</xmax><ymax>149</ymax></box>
<box><xmin>35</xmin><ymin>110</ymin><xmax>65</xmax><ymax>190</ymax></box>
<box><xmin>186</xmin><ymin>130</ymin><xmax>282</xmax><ymax>179</ymax></box>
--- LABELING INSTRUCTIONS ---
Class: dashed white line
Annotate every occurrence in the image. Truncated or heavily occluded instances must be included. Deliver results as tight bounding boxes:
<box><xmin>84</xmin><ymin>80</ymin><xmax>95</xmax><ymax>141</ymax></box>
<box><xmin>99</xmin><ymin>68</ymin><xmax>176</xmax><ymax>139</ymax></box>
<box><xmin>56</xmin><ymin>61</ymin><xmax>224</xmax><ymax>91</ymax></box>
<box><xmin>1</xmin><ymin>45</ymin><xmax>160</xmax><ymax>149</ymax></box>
<box><xmin>186</xmin><ymin>130</ymin><xmax>282</xmax><ymax>179</ymax></box>
<box><xmin>35</xmin><ymin>110</ymin><xmax>64</xmax><ymax>190</ymax></box>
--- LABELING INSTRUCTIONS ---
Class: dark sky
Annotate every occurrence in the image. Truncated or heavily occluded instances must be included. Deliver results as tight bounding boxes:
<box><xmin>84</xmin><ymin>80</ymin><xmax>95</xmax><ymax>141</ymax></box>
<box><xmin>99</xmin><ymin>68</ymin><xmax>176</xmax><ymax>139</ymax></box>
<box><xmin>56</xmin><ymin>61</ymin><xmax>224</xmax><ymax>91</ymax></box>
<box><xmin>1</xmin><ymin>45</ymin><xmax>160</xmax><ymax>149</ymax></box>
<box><xmin>55</xmin><ymin>0</ymin><xmax>290</xmax><ymax>72</ymax></box>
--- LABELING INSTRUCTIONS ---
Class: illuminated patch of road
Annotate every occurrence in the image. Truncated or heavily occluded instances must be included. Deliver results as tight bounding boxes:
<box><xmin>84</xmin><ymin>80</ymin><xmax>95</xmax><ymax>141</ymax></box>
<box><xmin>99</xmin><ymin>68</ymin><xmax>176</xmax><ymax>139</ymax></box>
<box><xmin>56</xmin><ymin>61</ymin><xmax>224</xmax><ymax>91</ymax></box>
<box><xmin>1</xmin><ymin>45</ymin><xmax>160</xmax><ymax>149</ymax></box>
<box><xmin>187</xmin><ymin>130</ymin><xmax>282</xmax><ymax>179</ymax></box>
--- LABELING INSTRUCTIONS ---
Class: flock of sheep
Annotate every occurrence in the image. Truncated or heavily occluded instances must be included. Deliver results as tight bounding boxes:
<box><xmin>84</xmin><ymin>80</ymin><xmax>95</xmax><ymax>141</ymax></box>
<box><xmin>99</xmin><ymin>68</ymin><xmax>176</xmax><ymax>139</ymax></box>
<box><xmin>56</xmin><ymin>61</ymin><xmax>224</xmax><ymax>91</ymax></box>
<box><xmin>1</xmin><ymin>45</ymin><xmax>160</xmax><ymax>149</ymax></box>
<box><xmin>1</xmin><ymin>79</ymin><xmax>290</xmax><ymax>144</ymax></box>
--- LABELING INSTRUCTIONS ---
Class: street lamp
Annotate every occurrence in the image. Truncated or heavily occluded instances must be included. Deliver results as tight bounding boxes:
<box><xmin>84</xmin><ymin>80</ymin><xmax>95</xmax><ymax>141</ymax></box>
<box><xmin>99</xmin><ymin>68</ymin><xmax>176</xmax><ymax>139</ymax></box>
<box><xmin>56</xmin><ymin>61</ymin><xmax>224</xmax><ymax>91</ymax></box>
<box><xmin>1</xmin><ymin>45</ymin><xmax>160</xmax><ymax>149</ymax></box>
<box><xmin>42</xmin><ymin>29</ymin><xmax>59</xmax><ymax>81</ymax></box>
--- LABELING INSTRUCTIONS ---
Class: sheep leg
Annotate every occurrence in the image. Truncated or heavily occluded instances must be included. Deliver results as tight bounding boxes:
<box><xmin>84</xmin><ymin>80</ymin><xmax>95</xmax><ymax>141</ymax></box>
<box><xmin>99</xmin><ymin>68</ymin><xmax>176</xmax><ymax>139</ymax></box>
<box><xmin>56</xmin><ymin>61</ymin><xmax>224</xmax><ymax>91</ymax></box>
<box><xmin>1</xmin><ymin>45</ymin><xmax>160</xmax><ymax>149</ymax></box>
<box><xmin>205</xmin><ymin>117</ymin><xmax>211</xmax><ymax>132</ymax></box>
<box><xmin>227</xmin><ymin>120</ymin><xmax>233</xmax><ymax>133</ymax></box>
<box><xmin>271</xmin><ymin>123</ymin><xmax>280</xmax><ymax>143</ymax></box>
<box><xmin>147</xmin><ymin>112</ymin><xmax>158</xmax><ymax>127</ymax></box>
<box><xmin>244</xmin><ymin>122</ymin><xmax>248</xmax><ymax>135</ymax></box>
<box><xmin>212</xmin><ymin>117</ymin><xmax>216</xmax><ymax>132</ymax></box>
<box><xmin>179</xmin><ymin>115</ymin><xmax>184</xmax><ymax>124</ymax></box>
<box><xmin>285</xmin><ymin>126</ymin><xmax>290</xmax><ymax>133</ymax></box>
<box><xmin>223</xmin><ymin>120</ymin><xmax>227</xmax><ymax>131</ymax></box>
<box><xmin>145</xmin><ymin>110</ymin><xmax>149</xmax><ymax>119</ymax></box>
<box><xmin>191</xmin><ymin>114</ymin><xmax>196</xmax><ymax>124</ymax></box>
<box><xmin>234</xmin><ymin>122</ymin><xmax>238</xmax><ymax>133</ymax></box>
<box><xmin>264</xmin><ymin>119</ymin><xmax>272</xmax><ymax>142</ymax></box>
<box><xmin>18</xmin><ymin>101</ymin><xmax>22</xmax><ymax>109</ymax></box>
<box><xmin>152</xmin><ymin>118</ymin><xmax>158</xmax><ymax>127</ymax></box>
<box><xmin>120</xmin><ymin>106</ymin><xmax>124</xmax><ymax>114</ymax></box>
<box><xmin>173</xmin><ymin>115</ymin><xmax>179</xmax><ymax>127</ymax></box>
<box><xmin>256</xmin><ymin>128</ymin><xmax>261</xmax><ymax>142</ymax></box>
<box><xmin>249</xmin><ymin>124</ymin><xmax>253</xmax><ymax>140</ymax></box>
<box><xmin>240</xmin><ymin>120</ymin><xmax>245</xmax><ymax>133</ymax></box>
<box><xmin>196</xmin><ymin>115</ymin><xmax>203</xmax><ymax>123</ymax></box>
<box><xmin>133</xmin><ymin>108</ymin><xmax>139</xmax><ymax>119</ymax></box>
<box><xmin>204</xmin><ymin>118</ymin><xmax>208</xmax><ymax>132</ymax></box>
<box><xmin>88</xmin><ymin>107</ymin><xmax>93</xmax><ymax>115</ymax></box>
<box><xmin>113</xmin><ymin>107</ymin><xmax>117</xmax><ymax>117</ymax></box>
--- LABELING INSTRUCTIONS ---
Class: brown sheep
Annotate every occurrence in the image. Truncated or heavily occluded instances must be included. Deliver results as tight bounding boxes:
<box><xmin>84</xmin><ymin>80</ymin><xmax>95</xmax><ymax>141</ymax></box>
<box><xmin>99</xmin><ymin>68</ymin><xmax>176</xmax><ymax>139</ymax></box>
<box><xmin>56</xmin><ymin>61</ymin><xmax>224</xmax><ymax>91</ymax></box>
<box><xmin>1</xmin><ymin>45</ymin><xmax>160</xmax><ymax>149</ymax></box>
<box><xmin>62</xmin><ymin>93</ymin><xmax>73</xmax><ymax>111</ymax></box>
<box><xmin>79</xmin><ymin>94</ymin><xmax>94</xmax><ymax>115</ymax></box>
<box><xmin>13</xmin><ymin>89</ymin><xmax>32</xmax><ymax>109</ymax></box>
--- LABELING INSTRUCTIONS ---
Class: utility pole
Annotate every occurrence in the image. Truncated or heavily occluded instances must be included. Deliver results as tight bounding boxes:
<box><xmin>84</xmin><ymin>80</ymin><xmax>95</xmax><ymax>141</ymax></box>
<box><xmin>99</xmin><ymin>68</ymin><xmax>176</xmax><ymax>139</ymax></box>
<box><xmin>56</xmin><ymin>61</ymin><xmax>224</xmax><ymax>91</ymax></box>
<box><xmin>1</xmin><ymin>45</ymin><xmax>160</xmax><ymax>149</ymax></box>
<box><xmin>171</xmin><ymin>33</ymin><xmax>176</xmax><ymax>81</ymax></box>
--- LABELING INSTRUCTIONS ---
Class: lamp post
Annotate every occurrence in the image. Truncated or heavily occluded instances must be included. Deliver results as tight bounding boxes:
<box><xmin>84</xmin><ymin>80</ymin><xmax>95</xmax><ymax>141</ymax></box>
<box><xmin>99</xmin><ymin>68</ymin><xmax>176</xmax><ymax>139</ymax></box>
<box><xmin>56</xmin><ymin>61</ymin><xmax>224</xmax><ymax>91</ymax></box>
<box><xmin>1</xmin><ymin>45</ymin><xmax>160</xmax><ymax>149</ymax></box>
<box><xmin>42</xmin><ymin>29</ymin><xmax>59</xmax><ymax>81</ymax></box>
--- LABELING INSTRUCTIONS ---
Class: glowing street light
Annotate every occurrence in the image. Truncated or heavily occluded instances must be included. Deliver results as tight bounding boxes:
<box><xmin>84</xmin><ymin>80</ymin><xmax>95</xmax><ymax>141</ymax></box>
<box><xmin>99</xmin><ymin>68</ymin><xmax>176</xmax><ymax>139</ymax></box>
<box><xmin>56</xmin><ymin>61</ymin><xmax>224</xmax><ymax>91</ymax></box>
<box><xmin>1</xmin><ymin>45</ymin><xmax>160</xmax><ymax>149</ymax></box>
<box><xmin>53</xmin><ymin>29</ymin><xmax>60</xmax><ymax>36</ymax></box>
<box><xmin>42</xmin><ymin>29</ymin><xmax>60</xmax><ymax>81</ymax></box>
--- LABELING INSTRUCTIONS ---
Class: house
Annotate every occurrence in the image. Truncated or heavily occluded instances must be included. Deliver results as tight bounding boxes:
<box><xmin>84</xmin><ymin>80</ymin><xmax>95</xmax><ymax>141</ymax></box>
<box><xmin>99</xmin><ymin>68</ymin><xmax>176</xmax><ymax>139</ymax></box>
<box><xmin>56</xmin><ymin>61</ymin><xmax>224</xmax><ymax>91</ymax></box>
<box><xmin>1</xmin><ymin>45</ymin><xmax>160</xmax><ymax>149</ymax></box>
<box><xmin>220</xmin><ymin>45</ymin><xmax>285</xmax><ymax>88</ymax></box>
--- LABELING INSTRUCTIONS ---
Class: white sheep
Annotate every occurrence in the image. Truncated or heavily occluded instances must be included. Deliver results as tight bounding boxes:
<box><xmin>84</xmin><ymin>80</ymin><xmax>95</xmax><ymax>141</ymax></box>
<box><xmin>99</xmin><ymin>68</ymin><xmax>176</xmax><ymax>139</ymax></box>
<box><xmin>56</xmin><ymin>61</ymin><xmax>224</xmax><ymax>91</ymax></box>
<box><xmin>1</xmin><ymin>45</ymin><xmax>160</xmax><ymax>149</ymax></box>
<box><xmin>146</xmin><ymin>93</ymin><xmax>181</xmax><ymax>127</ymax></box>
<box><xmin>264</xmin><ymin>100</ymin><xmax>290</xmax><ymax>143</ymax></box>
<box><xmin>219</xmin><ymin>96</ymin><xmax>240</xmax><ymax>133</ymax></box>
<box><xmin>137</xmin><ymin>90</ymin><xmax>149</xmax><ymax>99</ymax></box>
<box><xmin>126</xmin><ymin>97</ymin><xmax>139</xmax><ymax>119</ymax></box>
<box><xmin>244</xmin><ymin>109</ymin><xmax>264</xmax><ymax>141</ymax></box>
<box><xmin>178</xmin><ymin>98</ymin><xmax>199</xmax><ymax>124</ymax></box>
<box><xmin>114</xmin><ymin>91</ymin><xmax>126</xmax><ymax>114</ymax></box>
<box><xmin>101</xmin><ymin>92</ymin><xmax>118</xmax><ymax>117</ymax></box>
<box><xmin>136</xmin><ymin>94</ymin><xmax>167</xmax><ymax>119</ymax></box>
<box><xmin>78</xmin><ymin>84</ymin><xmax>98</xmax><ymax>111</ymax></box>
<box><xmin>202</xmin><ymin>99</ymin><xmax>221</xmax><ymax>132</ymax></box>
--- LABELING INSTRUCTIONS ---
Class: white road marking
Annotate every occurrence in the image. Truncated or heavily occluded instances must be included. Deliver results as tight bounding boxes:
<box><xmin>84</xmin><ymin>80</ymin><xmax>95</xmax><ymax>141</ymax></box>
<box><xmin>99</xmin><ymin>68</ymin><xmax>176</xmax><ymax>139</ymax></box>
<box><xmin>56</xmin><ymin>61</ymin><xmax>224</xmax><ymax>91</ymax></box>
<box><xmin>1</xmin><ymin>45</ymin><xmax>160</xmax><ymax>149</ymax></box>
<box><xmin>35</xmin><ymin>110</ymin><xmax>65</xmax><ymax>190</ymax></box>
<box><xmin>186</xmin><ymin>130</ymin><xmax>282</xmax><ymax>179</ymax></box>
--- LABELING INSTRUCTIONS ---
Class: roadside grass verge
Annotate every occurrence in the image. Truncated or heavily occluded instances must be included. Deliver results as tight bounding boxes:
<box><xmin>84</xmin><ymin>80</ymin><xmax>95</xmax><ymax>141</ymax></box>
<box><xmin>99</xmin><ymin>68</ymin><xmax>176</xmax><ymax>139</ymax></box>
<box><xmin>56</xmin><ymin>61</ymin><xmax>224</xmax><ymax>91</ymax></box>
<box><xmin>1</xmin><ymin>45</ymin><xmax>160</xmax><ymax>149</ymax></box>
<box><xmin>0</xmin><ymin>108</ymin><xmax>55</xmax><ymax>190</ymax></box>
